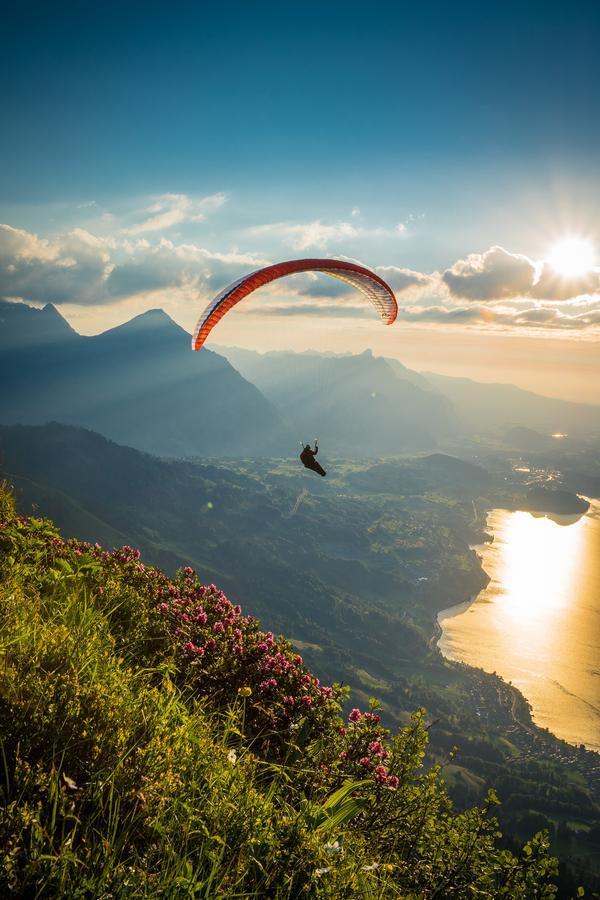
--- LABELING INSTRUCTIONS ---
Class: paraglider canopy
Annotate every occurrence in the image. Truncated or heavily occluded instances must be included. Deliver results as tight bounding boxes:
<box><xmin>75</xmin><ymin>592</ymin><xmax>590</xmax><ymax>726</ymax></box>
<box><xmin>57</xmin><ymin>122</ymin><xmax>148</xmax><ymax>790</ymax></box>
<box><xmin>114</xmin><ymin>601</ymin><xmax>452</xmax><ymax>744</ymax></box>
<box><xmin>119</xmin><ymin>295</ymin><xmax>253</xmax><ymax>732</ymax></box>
<box><xmin>192</xmin><ymin>258</ymin><xmax>398</xmax><ymax>350</ymax></box>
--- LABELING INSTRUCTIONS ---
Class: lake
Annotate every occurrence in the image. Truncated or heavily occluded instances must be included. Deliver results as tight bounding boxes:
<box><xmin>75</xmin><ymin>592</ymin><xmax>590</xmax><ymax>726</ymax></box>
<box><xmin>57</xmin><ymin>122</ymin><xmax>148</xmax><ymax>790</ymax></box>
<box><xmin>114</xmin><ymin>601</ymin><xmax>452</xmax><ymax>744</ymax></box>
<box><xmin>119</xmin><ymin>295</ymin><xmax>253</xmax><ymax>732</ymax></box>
<box><xmin>438</xmin><ymin>501</ymin><xmax>600</xmax><ymax>752</ymax></box>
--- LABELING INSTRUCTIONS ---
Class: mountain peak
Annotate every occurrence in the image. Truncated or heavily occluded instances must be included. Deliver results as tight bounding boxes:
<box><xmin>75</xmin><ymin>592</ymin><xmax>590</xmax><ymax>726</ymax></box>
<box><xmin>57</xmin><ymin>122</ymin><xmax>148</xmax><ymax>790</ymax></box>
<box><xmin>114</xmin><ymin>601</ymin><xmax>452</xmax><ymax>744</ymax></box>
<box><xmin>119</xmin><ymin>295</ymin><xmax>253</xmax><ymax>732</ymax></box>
<box><xmin>0</xmin><ymin>298</ymin><xmax>77</xmax><ymax>348</ymax></box>
<box><xmin>99</xmin><ymin>307</ymin><xmax>188</xmax><ymax>341</ymax></box>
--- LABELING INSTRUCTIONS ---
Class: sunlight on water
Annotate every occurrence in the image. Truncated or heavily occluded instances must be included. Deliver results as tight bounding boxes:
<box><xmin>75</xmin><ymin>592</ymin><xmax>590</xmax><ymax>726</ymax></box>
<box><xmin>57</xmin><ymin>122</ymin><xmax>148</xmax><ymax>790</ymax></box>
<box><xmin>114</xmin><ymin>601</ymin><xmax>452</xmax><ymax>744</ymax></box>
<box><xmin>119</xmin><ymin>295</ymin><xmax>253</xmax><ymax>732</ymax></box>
<box><xmin>438</xmin><ymin>502</ymin><xmax>600</xmax><ymax>751</ymax></box>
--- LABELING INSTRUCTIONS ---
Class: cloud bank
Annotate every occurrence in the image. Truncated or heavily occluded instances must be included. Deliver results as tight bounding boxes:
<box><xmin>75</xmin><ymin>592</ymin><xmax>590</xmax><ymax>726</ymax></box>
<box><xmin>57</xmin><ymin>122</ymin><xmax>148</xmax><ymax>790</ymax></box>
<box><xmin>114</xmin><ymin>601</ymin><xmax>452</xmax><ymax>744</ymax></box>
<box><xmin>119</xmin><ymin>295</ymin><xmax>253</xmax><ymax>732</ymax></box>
<box><xmin>1</xmin><ymin>215</ymin><xmax>600</xmax><ymax>334</ymax></box>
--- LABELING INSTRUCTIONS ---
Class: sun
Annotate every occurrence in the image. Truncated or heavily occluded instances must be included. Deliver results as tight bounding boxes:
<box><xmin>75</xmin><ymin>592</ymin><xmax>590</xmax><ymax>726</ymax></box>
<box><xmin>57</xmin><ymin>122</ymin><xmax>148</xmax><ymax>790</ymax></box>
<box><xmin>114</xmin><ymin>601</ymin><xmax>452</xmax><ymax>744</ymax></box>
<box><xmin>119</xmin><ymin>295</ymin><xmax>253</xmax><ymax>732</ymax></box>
<box><xmin>547</xmin><ymin>237</ymin><xmax>595</xmax><ymax>278</ymax></box>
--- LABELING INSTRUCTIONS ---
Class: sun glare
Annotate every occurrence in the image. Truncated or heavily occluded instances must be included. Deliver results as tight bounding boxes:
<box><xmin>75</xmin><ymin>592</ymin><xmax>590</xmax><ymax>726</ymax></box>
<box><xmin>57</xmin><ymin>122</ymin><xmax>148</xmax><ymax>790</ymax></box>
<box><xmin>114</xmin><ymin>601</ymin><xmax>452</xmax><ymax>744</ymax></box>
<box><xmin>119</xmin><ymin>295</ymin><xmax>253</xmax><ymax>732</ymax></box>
<box><xmin>547</xmin><ymin>237</ymin><xmax>594</xmax><ymax>278</ymax></box>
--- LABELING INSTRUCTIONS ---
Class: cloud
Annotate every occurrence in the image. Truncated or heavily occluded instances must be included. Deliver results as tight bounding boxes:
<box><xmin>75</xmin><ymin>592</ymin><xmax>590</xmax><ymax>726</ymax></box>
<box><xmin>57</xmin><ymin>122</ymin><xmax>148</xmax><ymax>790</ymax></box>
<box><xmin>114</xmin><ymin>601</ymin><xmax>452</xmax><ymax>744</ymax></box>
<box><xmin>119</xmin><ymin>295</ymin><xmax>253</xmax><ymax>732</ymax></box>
<box><xmin>123</xmin><ymin>192</ymin><xmax>227</xmax><ymax>235</ymax></box>
<box><xmin>442</xmin><ymin>245</ymin><xmax>536</xmax><ymax>300</ymax></box>
<box><xmin>530</xmin><ymin>262</ymin><xmax>600</xmax><ymax>301</ymax></box>
<box><xmin>442</xmin><ymin>244</ymin><xmax>600</xmax><ymax>304</ymax></box>
<box><xmin>2</xmin><ymin>220</ymin><xmax>600</xmax><ymax>334</ymax></box>
<box><xmin>376</xmin><ymin>264</ymin><xmax>435</xmax><ymax>297</ymax></box>
<box><xmin>245</xmin><ymin>218</ymin><xmax>406</xmax><ymax>251</ymax></box>
<box><xmin>0</xmin><ymin>222</ymin><xmax>265</xmax><ymax>307</ymax></box>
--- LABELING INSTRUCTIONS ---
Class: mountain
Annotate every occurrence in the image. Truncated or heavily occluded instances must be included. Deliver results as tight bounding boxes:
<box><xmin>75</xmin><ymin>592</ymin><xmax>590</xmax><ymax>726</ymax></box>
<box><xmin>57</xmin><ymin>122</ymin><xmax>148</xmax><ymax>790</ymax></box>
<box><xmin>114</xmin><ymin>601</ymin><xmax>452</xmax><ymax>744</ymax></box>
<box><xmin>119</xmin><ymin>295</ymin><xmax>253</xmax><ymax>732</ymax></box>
<box><xmin>211</xmin><ymin>346</ymin><xmax>458</xmax><ymax>454</ymax></box>
<box><xmin>0</xmin><ymin>299</ymin><xmax>78</xmax><ymax>350</ymax></box>
<box><xmin>423</xmin><ymin>371</ymin><xmax>600</xmax><ymax>435</ymax></box>
<box><xmin>0</xmin><ymin>300</ymin><xmax>288</xmax><ymax>457</ymax></box>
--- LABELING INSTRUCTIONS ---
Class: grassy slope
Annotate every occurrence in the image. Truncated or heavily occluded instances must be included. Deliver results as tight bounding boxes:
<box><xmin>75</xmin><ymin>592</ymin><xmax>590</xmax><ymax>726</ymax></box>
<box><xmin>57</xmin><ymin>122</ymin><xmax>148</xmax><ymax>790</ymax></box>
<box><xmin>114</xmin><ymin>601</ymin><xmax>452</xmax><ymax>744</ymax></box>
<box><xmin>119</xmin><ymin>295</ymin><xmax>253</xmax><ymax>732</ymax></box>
<box><xmin>0</xmin><ymin>484</ymin><xmax>558</xmax><ymax>898</ymax></box>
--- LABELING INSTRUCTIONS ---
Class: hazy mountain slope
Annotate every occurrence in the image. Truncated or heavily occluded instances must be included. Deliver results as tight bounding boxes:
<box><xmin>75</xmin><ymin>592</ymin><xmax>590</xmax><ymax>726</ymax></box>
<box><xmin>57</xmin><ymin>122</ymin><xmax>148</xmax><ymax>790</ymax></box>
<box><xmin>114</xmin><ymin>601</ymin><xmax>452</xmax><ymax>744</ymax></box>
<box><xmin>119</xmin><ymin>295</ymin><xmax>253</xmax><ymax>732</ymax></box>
<box><xmin>212</xmin><ymin>346</ymin><xmax>458</xmax><ymax>454</ymax></box>
<box><xmin>424</xmin><ymin>371</ymin><xmax>600</xmax><ymax>435</ymax></box>
<box><xmin>0</xmin><ymin>300</ymin><xmax>288</xmax><ymax>457</ymax></box>
<box><xmin>0</xmin><ymin>298</ymin><xmax>78</xmax><ymax>349</ymax></box>
<box><xmin>0</xmin><ymin>422</ymin><xmax>486</xmax><ymax>707</ymax></box>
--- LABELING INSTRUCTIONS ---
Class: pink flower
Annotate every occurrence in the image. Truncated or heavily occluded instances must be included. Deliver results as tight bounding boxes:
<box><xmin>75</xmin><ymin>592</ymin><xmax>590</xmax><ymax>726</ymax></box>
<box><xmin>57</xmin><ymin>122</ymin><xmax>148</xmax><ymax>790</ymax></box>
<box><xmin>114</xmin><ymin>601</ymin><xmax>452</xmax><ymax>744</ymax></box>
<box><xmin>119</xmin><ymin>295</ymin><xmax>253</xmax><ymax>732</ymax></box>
<box><xmin>205</xmin><ymin>638</ymin><xmax>216</xmax><ymax>651</ymax></box>
<box><xmin>301</xmin><ymin>695</ymin><xmax>312</xmax><ymax>707</ymax></box>
<box><xmin>338</xmin><ymin>750</ymin><xmax>348</xmax><ymax>760</ymax></box>
<box><xmin>387</xmin><ymin>775</ymin><xmax>399</xmax><ymax>790</ymax></box>
<box><xmin>213</xmin><ymin>622</ymin><xmax>225</xmax><ymax>632</ymax></box>
<box><xmin>374</xmin><ymin>765</ymin><xmax>388</xmax><ymax>784</ymax></box>
<box><xmin>183</xmin><ymin>566</ymin><xmax>194</xmax><ymax>575</ymax></box>
<box><xmin>359</xmin><ymin>757</ymin><xmax>371</xmax><ymax>768</ymax></box>
<box><xmin>338</xmin><ymin>726</ymin><xmax>348</xmax><ymax>736</ymax></box>
<box><xmin>349</xmin><ymin>708</ymin><xmax>362</xmax><ymax>723</ymax></box>
<box><xmin>368</xmin><ymin>741</ymin><xmax>386</xmax><ymax>756</ymax></box>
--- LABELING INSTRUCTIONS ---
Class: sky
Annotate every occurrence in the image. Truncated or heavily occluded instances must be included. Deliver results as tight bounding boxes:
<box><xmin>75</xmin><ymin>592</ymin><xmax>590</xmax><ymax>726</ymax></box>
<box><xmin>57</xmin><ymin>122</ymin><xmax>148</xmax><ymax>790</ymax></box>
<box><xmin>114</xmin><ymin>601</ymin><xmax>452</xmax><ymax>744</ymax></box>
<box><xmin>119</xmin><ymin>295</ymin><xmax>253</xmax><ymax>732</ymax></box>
<box><xmin>2</xmin><ymin>0</ymin><xmax>600</xmax><ymax>403</ymax></box>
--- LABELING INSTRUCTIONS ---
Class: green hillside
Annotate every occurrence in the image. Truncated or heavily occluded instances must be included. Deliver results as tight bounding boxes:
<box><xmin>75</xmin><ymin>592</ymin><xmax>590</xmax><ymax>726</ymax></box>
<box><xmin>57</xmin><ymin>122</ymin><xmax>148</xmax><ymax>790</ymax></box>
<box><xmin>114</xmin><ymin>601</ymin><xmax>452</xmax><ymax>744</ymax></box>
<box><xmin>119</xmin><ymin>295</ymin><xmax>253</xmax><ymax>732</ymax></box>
<box><xmin>0</xmin><ymin>484</ymin><xmax>558</xmax><ymax>897</ymax></box>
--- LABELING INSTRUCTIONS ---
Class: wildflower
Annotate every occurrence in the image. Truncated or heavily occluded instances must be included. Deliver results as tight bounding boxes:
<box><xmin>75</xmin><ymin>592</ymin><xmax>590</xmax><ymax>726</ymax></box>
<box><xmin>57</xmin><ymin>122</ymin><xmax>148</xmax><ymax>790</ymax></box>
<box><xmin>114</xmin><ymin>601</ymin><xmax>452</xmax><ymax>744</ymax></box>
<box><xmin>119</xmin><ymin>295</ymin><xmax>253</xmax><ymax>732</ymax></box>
<box><xmin>362</xmin><ymin>862</ymin><xmax>380</xmax><ymax>871</ymax></box>
<box><xmin>315</xmin><ymin>868</ymin><xmax>330</xmax><ymax>876</ymax></box>
<box><xmin>183</xmin><ymin>566</ymin><xmax>194</xmax><ymax>575</ymax></box>
<box><xmin>364</xmin><ymin>712</ymin><xmax>380</xmax><ymax>724</ymax></box>
<box><xmin>349</xmin><ymin>708</ymin><xmax>362</xmax><ymax>723</ymax></box>
<box><xmin>238</xmin><ymin>686</ymin><xmax>252</xmax><ymax>697</ymax></box>
<box><xmin>227</xmin><ymin>749</ymin><xmax>237</xmax><ymax>765</ymax></box>
<box><xmin>213</xmin><ymin>621</ymin><xmax>225</xmax><ymax>632</ymax></box>
<box><xmin>324</xmin><ymin>839</ymin><xmax>342</xmax><ymax>853</ymax></box>
<box><xmin>374</xmin><ymin>765</ymin><xmax>388</xmax><ymax>784</ymax></box>
<box><xmin>338</xmin><ymin>726</ymin><xmax>348</xmax><ymax>736</ymax></box>
<box><xmin>359</xmin><ymin>757</ymin><xmax>372</xmax><ymax>768</ymax></box>
<box><xmin>387</xmin><ymin>775</ymin><xmax>399</xmax><ymax>790</ymax></box>
<box><xmin>301</xmin><ymin>695</ymin><xmax>312</xmax><ymax>707</ymax></box>
<box><xmin>338</xmin><ymin>750</ymin><xmax>348</xmax><ymax>760</ymax></box>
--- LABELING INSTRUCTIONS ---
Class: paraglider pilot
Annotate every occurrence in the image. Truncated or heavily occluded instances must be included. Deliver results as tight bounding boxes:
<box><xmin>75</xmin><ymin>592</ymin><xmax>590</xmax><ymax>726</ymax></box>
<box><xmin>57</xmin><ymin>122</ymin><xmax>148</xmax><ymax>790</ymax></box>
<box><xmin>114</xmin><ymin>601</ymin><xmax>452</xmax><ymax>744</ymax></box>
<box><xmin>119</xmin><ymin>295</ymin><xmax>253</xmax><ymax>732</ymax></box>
<box><xmin>300</xmin><ymin>441</ymin><xmax>326</xmax><ymax>477</ymax></box>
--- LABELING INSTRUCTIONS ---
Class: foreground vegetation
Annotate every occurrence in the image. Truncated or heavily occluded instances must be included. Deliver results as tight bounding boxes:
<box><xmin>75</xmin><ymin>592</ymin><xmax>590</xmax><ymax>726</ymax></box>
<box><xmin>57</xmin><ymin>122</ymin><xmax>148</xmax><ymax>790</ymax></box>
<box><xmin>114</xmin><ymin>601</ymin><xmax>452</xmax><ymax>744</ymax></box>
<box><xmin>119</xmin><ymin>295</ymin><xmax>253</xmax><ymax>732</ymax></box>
<box><xmin>0</xmin><ymin>484</ymin><xmax>560</xmax><ymax>897</ymax></box>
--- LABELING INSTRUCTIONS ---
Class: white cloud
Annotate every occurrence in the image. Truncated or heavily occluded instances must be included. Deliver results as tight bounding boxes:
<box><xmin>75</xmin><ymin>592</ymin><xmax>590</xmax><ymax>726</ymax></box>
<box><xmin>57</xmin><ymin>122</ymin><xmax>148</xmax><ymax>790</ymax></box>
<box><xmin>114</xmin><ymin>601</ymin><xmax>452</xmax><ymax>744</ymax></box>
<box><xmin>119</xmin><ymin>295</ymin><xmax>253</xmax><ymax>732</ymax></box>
<box><xmin>442</xmin><ymin>246</ymin><xmax>536</xmax><ymax>300</ymax></box>
<box><xmin>0</xmin><ymin>222</ymin><xmax>265</xmax><ymax>307</ymax></box>
<box><xmin>246</xmin><ymin>218</ymin><xmax>406</xmax><ymax>251</ymax></box>
<box><xmin>1</xmin><ymin>220</ymin><xmax>600</xmax><ymax>335</ymax></box>
<box><xmin>123</xmin><ymin>192</ymin><xmax>227</xmax><ymax>235</ymax></box>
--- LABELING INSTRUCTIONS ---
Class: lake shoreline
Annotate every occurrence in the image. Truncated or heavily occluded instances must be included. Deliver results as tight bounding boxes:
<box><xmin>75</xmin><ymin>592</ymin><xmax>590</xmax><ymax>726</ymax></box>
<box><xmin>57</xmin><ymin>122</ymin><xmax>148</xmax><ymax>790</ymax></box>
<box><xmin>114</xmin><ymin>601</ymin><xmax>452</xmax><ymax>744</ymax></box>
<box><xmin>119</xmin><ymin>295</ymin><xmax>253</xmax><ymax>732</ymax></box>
<box><xmin>436</xmin><ymin>502</ymin><xmax>600</xmax><ymax>756</ymax></box>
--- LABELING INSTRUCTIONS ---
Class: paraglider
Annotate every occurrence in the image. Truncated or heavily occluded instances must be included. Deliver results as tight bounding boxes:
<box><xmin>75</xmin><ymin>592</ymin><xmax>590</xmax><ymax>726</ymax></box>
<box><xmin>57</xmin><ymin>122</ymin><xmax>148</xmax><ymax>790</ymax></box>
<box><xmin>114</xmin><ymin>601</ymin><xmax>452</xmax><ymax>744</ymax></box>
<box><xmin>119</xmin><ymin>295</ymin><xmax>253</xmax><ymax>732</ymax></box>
<box><xmin>191</xmin><ymin>258</ymin><xmax>398</xmax><ymax>351</ymax></box>
<box><xmin>300</xmin><ymin>441</ymin><xmax>326</xmax><ymax>477</ymax></box>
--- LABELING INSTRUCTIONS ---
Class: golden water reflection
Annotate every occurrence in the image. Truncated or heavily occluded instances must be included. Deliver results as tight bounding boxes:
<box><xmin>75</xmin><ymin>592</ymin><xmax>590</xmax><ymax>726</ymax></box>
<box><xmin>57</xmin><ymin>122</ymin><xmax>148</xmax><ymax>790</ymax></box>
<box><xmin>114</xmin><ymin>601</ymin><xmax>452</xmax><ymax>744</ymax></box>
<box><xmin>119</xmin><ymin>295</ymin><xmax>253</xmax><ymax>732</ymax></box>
<box><xmin>438</xmin><ymin>502</ymin><xmax>600</xmax><ymax>751</ymax></box>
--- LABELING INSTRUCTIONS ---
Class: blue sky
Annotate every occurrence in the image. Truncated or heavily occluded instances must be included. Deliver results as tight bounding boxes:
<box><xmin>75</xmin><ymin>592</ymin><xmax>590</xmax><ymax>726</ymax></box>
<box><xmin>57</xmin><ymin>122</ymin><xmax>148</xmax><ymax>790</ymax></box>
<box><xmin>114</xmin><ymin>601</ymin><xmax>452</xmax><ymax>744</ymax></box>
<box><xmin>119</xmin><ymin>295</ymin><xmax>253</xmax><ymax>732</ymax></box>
<box><xmin>2</xmin><ymin>1</ymin><xmax>600</xmax><ymax>399</ymax></box>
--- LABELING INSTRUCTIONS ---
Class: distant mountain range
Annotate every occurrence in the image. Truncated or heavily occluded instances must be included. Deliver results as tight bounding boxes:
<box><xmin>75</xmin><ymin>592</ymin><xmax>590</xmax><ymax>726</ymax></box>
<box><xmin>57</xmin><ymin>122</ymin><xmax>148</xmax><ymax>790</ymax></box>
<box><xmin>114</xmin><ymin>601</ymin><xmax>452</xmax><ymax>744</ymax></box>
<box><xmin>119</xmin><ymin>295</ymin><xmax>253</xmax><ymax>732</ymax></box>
<box><xmin>2</xmin><ymin>299</ymin><xmax>599</xmax><ymax>462</ymax></box>
<box><xmin>0</xmin><ymin>300</ymin><xmax>287</xmax><ymax>457</ymax></box>
<box><xmin>215</xmin><ymin>344</ymin><xmax>600</xmax><ymax>441</ymax></box>
<box><xmin>423</xmin><ymin>371</ymin><xmax>600</xmax><ymax>436</ymax></box>
<box><xmin>211</xmin><ymin>346</ymin><xmax>458</xmax><ymax>453</ymax></box>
